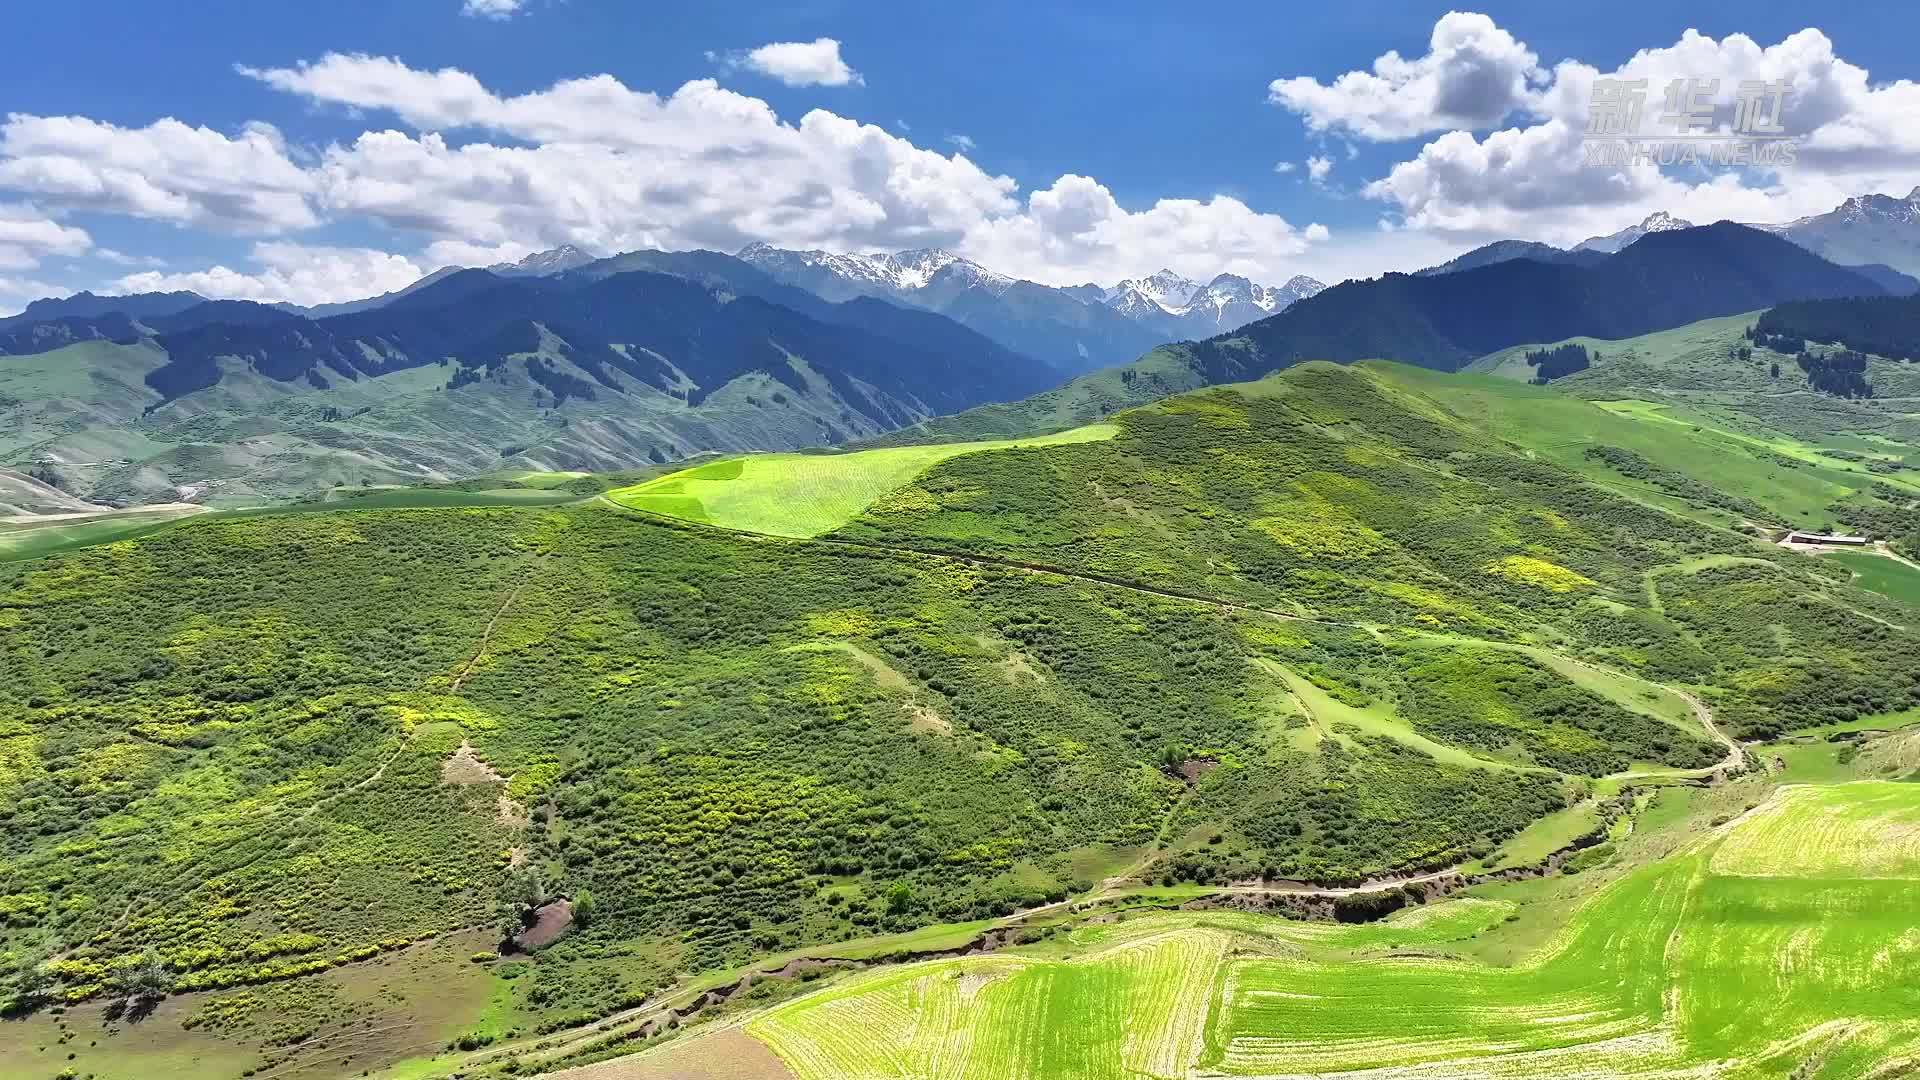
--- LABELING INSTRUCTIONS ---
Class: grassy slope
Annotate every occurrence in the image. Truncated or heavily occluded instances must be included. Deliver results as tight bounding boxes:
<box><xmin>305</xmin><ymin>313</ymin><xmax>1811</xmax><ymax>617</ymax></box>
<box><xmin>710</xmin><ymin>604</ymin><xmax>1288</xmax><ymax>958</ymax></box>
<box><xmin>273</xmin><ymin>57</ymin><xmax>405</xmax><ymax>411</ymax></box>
<box><xmin>0</xmin><ymin>335</ymin><xmax>1045</xmax><ymax>509</ymax></box>
<box><xmin>6</xmin><ymin>359</ymin><xmax>1919</xmax><ymax>1078</ymax></box>
<box><xmin>1827</xmin><ymin>548</ymin><xmax>1920</xmax><ymax>606</ymax></box>
<box><xmin>605</xmin><ymin>423</ymin><xmax>1118</xmax><ymax>537</ymax></box>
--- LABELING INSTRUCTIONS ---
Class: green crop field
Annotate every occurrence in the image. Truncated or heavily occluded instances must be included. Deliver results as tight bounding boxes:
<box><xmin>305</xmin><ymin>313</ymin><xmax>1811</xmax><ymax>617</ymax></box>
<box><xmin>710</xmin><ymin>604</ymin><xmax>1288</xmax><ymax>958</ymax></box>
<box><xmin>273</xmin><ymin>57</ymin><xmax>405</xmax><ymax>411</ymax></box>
<box><xmin>604</xmin><ymin>424</ymin><xmax>1117</xmax><ymax>537</ymax></box>
<box><xmin>727</xmin><ymin>781</ymin><xmax>1920</xmax><ymax>1079</ymax></box>
<box><xmin>1825</xmin><ymin>549</ymin><xmax>1920</xmax><ymax>607</ymax></box>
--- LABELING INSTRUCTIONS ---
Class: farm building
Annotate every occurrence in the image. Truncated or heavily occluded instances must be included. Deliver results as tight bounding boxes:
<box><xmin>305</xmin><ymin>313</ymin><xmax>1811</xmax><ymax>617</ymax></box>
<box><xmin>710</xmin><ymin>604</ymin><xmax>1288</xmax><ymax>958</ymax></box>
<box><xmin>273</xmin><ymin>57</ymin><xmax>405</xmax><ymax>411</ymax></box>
<box><xmin>1784</xmin><ymin>532</ymin><xmax>1870</xmax><ymax>546</ymax></box>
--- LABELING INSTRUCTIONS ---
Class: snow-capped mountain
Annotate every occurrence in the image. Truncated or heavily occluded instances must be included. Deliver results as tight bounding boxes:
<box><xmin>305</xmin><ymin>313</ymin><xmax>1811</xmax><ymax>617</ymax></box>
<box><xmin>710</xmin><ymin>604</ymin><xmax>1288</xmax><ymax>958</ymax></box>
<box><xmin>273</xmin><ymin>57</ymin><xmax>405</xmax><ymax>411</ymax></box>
<box><xmin>737</xmin><ymin>243</ymin><xmax>1165</xmax><ymax>376</ymax></box>
<box><xmin>1106</xmin><ymin>269</ymin><xmax>1203</xmax><ymax>312</ymax></box>
<box><xmin>735</xmin><ymin>243</ymin><xmax>1017</xmax><ymax>302</ymax></box>
<box><xmin>734</xmin><ymin>242</ymin><xmax>1325</xmax><ymax>372</ymax></box>
<box><xmin>492</xmin><ymin>245</ymin><xmax>597</xmax><ymax>277</ymax></box>
<box><xmin>1573</xmin><ymin>211</ymin><xmax>1693</xmax><ymax>254</ymax></box>
<box><xmin>1170</xmin><ymin>273</ymin><xmax>1325</xmax><ymax>330</ymax></box>
<box><xmin>1762</xmin><ymin>187</ymin><xmax>1920</xmax><ymax>282</ymax></box>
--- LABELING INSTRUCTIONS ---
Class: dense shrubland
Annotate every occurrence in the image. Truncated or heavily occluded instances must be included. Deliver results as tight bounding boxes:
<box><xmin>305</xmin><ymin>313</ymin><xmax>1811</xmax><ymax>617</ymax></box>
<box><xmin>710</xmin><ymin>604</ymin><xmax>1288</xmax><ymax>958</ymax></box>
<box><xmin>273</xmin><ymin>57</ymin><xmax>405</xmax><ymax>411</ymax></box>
<box><xmin>0</xmin><ymin>359</ymin><xmax>1913</xmax><ymax>1037</ymax></box>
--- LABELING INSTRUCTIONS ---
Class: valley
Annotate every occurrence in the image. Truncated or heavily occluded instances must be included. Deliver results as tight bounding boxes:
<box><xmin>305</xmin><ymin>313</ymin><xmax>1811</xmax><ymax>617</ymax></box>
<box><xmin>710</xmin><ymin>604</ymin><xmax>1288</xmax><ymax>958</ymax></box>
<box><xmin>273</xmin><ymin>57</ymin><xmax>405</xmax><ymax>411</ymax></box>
<box><xmin>11</xmin><ymin>9</ymin><xmax>1920</xmax><ymax>1078</ymax></box>
<box><xmin>0</xmin><ymin>353</ymin><xmax>1916</xmax><ymax>1078</ymax></box>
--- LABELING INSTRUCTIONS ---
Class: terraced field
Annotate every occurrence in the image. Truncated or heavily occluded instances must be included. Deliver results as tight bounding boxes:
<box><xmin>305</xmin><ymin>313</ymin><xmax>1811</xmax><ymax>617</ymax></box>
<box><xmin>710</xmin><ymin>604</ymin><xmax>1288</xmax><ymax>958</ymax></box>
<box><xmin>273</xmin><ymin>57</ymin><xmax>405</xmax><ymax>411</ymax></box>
<box><xmin>604</xmin><ymin>424</ymin><xmax>1117</xmax><ymax>536</ymax></box>
<box><xmin>727</xmin><ymin>781</ymin><xmax>1920</xmax><ymax>1079</ymax></box>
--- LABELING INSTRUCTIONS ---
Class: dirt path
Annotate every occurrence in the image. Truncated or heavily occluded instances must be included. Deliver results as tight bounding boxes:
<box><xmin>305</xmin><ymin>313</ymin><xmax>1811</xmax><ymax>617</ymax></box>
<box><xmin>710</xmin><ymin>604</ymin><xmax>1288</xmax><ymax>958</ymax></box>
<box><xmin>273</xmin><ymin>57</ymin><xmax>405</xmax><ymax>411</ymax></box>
<box><xmin>452</xmin><ymin>581</ymin><xmax>529</xmax><ymax>691</ymax></box>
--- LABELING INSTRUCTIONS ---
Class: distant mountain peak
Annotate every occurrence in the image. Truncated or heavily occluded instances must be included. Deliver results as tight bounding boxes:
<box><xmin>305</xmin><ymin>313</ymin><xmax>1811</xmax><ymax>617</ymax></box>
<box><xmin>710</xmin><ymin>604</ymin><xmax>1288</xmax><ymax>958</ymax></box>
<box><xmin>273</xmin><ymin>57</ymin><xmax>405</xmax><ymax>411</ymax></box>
<box><xmin>493</xmin><ymin>245</ymin><xmax>597</xmax><ymax>277</ymax></box>
<box><xmin>1574</xmin><ymin>211</ymin><xmax>1696</xmax><ymax>254</ymax></box>
<box><xmin>1108</xmin><ymin>269</ymin><xmax>1202</xmax><ymax>312</ymax></box>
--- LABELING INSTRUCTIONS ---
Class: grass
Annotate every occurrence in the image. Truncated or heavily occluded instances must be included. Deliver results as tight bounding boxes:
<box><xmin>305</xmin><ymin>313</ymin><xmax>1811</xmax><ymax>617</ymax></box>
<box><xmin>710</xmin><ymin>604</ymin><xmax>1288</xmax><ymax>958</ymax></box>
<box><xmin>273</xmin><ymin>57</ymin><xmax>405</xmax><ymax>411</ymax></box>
<box><xmin>1787</xmin><ymin>706</ymin><xmax>1920</xmax><ymax>738</ymax></box>
<box><xmin>1372</xmin><ymin>361</ymin><xmax>1877</xmax><ymax>528</ymax></box>
<box><xmin>1255</xmin><ymin>658</ymin><xmax>1516</xmax><ymax>771</ymax></box>
<box><xmin>0</xmin><ymin>505</ymin><xmax>209</xmax><ymax>561</ymax></box>
<box><xmin>737</xmin><ymin>780</ymin><xmax>1920</xmax><ymax>1079</ymax></box>
<box><xmin>1473</xmin><ymin>798</ymin><xmax>1602</xmax><ymax>872</ymax></box>
<box><xmin>604</xmin><ymin>424</ymin><xmax>1118</xmax><ymax>537</ymax></box>
<box><xmin>1825</xmin><ymin>548</ymin><xmax>1920</xmax><ymax>607</ymax></box>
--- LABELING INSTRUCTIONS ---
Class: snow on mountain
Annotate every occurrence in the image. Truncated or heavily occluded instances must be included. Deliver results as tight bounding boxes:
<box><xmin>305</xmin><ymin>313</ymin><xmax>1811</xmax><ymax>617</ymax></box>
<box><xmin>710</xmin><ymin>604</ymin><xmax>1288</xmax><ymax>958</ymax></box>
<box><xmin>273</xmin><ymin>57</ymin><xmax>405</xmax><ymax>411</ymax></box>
<box><xmin>1574</xmin><ymin>211</ymin><xmax>1694</xmax><ymax>254</ymax></box>
<box><xmin>492</xmin><ymin>245</ymin><xmax>597</xmax><ymax>277</ymax></box>
<box><xmin>735</xmin><ymin>243</ymin><xmax>1015</xmax><ymax>299</ymax></box>
<box><xmin>1764</xmin><ymin>187</ymin><xmax>1920</xmax><ymax>282</ymax></box>
<box><xmin>1170</xmin><ymin>273</ymin><xmax>1326</xmax><ymax>330</ymax></box>
<box><xmin>1106</xmin><ymin>269</ymin><xmax>1202</xmax><ymax>312</ymax></box>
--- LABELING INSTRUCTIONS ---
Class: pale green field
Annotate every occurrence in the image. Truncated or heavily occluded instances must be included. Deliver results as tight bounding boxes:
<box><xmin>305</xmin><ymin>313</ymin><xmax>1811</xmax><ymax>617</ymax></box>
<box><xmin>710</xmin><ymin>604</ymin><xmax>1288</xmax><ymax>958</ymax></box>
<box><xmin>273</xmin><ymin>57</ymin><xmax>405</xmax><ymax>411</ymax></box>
<box><xmin>605</xmin><ymin>424</ymin><xmax>1118</xmax><ymax>537</ymax></box>
<box><xmin>732</xmin><ymin>780</ymin><xmax>1920</xmax><ymax>1079</ymax></box>
<box><xmin>1475</xmin><ymin>798</ymin><xmax>1603</xmax><ymax>872</ymax></box>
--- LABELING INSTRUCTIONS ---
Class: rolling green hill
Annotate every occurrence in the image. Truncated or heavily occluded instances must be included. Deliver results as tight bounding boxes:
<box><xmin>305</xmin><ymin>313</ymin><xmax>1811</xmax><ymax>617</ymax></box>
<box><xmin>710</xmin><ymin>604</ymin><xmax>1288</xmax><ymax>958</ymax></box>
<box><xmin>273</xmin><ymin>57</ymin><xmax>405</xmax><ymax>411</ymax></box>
<box><xmin>2</xmin><ymin>359</ymin><xmax>1917</xmax><ymax>1078</ymax></box>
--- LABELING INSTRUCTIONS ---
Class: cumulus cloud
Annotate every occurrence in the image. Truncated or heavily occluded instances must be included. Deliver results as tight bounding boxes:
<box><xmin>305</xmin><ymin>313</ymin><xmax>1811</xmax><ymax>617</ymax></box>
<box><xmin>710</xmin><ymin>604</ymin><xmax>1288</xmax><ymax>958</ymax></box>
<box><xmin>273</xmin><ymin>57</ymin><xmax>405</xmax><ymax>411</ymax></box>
<box><xmin>1269</xmin><ymin>12</ymin><xmax>1542</xmax><ymax>140</ymax></box>
<box><xmin>0</xmin><ymin>203</ymin><xmax>89</xmax><ymax>270</ymax></box>
<box><xmin>461</xmin><ymin>0</ymin><xmax>526</xmax><ymax>19</ymax></box>
<box><xmin>1266</xmin><ymin>15</ymin><xmax>1920</xmax><ymax>249</ymax></box>
<box><xmin>724</xmin><ymin>38</ymin><xmax>863</xmax><ymax>88</ymax></box>
<box><xmin>1273</xmin><ymin>161</ymin><xmax>1296</xmax><ymax>174</ymax></box>
<box><xmin>963</xmin><ymin>175</ymin><xmax>1320</xmax><ymax>286</ymax></box>
<box><xmin>227</xmin><ymin>53</ymin><xmax>1321</xmax><ymax>284</ymax></box>
<box><xmin>0</xmin><ymin>114</ymin><xmax>315</xmax><ymax>233</ymax></box>
<box><xmin>1306</xmin><ymin>156</ymin><xmax>1333</xmax><ymax>184</ymax></box>
<box><xmin>0</xmin><ymin>277</ymin><xmax>71</xmax><ymax>318</ymax></box>
<box><xmin>946</xmin><ymin>133</ymin><xmax>977</xmax><ymax>152</ymax></box>
<box><xmin>114</xmin><ymin>242</ymin><xmax>424</xmax><ymax>306</ymax></box>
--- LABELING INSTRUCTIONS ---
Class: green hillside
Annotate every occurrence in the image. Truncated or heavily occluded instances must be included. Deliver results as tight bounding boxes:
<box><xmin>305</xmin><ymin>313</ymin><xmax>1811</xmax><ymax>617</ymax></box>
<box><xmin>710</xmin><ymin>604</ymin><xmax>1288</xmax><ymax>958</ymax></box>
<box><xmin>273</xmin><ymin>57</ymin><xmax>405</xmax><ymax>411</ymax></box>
<box><xmin>738</xmin><ymin>778</ymin><xmax>1920</xmax><ymax>1080</ymax></box>
<box><xmin>607</xmin><ymin>424</ymin><xmax>1118</xmax><ymax>537</ymax></box>
<box><xmin>1</xmin><ymin>360</ymin><xmax>1916</xmax><ymax>1078</ymax></box>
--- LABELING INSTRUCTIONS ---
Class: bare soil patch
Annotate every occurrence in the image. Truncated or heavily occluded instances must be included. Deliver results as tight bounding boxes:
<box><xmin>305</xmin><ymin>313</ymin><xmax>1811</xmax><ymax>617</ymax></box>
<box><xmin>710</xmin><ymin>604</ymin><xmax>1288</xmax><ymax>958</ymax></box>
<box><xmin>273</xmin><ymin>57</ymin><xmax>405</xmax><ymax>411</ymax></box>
<box><xmin>442</xmin><ymin>739</ymin><xmax>506</xmax><ymax>786</ymax></box>
<box><xmin>904</xmin><ymin>702</ymin><xmax>952</xmax><ymax>735</ymax></box>
<box><xmin>516</xmin><ymin>899</ymin><xmax>575</xmax><ymax>951</ymax></box>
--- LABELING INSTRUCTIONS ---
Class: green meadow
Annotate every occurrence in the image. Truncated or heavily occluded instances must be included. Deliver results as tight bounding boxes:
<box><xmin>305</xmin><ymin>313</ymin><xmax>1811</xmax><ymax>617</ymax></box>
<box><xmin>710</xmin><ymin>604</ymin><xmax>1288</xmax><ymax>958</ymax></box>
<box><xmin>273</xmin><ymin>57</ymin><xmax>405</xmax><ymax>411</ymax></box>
<box><xmin>1826</xmin><ymin>548</ymin><xmax>1920</xmax><ymax>607</ymax></box>
<box><xmin>604</xmin><ymin>424</ymin><xmax>1117</xmax><ymax>537</ymax></box>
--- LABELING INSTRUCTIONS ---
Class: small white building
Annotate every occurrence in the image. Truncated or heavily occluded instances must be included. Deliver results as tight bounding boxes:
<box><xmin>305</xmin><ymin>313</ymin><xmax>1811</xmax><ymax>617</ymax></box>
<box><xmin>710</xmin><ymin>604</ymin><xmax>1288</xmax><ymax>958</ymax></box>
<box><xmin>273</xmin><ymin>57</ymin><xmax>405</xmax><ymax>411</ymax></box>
<box><xmin>1784</xmin><ymin>532</ymin><xmax>1870</xmax><ymax>547</ymax></box>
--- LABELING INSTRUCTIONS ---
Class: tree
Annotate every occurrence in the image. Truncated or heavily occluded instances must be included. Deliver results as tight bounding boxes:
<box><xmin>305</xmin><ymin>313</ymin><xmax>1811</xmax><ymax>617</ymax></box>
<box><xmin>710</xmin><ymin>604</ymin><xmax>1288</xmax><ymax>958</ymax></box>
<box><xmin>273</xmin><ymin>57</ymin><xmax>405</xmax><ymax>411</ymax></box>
<box><xmin>108</xmin><ymin>949</ymin><xmax>172</xmax><ymax>1016</ymax></box>
<box><xmin>885</xmin><ymin>881</ymin><xmax>914</xmax><ymax>915</ymax></box>
<box><xmin>570</xmin><ymin>888</ymin><xmax>596</xmax><ymax>930</ymax></box>
<box><xmin>496</xmin><ymin>867</ymin><xmax>549</xmax><ymax>939</ymax></box>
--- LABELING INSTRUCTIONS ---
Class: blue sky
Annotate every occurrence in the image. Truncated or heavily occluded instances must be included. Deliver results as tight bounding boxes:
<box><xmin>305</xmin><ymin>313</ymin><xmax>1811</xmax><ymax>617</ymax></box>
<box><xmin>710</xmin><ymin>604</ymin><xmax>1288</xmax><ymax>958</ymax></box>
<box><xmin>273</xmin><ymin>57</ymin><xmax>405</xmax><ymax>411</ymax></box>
<box><xmin>3</xmin><ymin>1</ymin><xmax>1920</xmax><ymax>310</ymax></box>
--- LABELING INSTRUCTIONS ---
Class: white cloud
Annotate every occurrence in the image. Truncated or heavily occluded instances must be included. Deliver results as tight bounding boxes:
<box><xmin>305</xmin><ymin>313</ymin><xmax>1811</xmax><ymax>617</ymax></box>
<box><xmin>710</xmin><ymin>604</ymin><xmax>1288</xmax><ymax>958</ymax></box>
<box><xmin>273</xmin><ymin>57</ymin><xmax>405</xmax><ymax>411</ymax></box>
<box><xmin>1269</xmin><ymin>12</ymin><xmax>1542</xmax><ymax>140</ymax></box>
<box><xmin>232</xmin><ymin>54</ymin><xmax>1320</xmax><ymax>285</ymax></box>
<box><xmin>94</xmin><ymin>248</ymin><xmax>166</xmax><ymax>268</ymax></box>
<box><xmin>461</xmin><ymin>0</ymin><xmax>526</xmax><ymax>19</ymax></box>
<box><xmin>114</xmin><ymin>242</ymin><xmax>424</xmax><ymax>306</ymax></box>
<box><xmin>946</xmin><ymin>133</ymin><xmax>977</xmax><ymax>152</ymax></box>
<box><xmin>1264</xmin><ymin>16</ymin><xmax>1920</xmax><ymax>252</ymax></box>
<box><xmin>963</xmin><ymin>175</ymin><xmax>1319</xmax><ymax>286</ymax></box>
<box><xmin>729</xmin><ymin>38</ymin><xmax>863</xmax><ymax>88</ymax></box>
<box><xmin>0</xmin><ymin>203</ymin><xmax>89</xmax><ymax>271</ymax></box>
<box><xmin>1274</xmin><ymin>161</ymin><xmax>1296</xmax><ymax>174</ymax></box>
<box><xmin>1306</xmin><ymin>156</ymin><xmax>1333</xmax><ymax>184</ymax></box>
<box><xmin>0</xmin><ymin>114</ymin><xmax>315</xmax><ymax>233</ymax></box>
<box><xmin>0</xmin><ymin>277</ymin><xmax>71</xmax><ymax>318</ymax></box>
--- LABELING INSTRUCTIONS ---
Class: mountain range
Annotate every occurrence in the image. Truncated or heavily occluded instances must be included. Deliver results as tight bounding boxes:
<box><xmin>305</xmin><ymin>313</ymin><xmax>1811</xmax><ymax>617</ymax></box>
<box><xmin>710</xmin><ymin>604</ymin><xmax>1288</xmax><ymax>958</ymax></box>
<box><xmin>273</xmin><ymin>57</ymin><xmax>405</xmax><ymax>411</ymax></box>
<box><xmin>887</xmin><ymin>221</ymin><xmax>1911</xmax><ymax>444</ymax></box>
<box><xmin>6</xmin><ymin>190</ymin><xmax>1920</xmax><ymax>510</ymax></box>
<box><xmin>733</xmin><ymin>243</ymin><xmax>1323</xmax><ymax>372</ymax></box>
<box><xmin>1417</xmin><ymin>190</ymin><xmax>1920</xmax><ymax>285</ymax></box>
<box><xmin>0</xmin><ymin>264</ymin><xmax>1061</xmax><ymax>506</ymax></box>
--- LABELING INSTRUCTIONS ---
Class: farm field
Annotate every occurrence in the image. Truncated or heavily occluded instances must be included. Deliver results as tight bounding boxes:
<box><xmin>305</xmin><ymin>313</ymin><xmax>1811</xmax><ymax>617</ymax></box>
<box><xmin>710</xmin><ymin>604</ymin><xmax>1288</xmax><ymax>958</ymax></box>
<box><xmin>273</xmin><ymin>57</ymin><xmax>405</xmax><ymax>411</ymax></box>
<box><xmin>604</xmin><ymin>423</ymin><xmax>1117</xmax><ymax>537</ymax></box>
<box><xmin>1825</xmin><ymin>548</ymin><xmax>1920</xmax><ymax>607</ymax></box>
<box><xmin>707</xmin><ymin>780</ymin><xmax>1920</xmax><ymax>1079</ymax></box>
<box><xmin>0</xmin><ymin>503</ymin><xmax>209</xmax><ymax>560</ymax></box>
